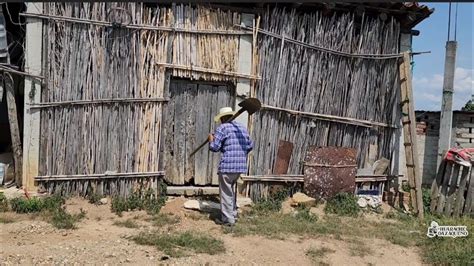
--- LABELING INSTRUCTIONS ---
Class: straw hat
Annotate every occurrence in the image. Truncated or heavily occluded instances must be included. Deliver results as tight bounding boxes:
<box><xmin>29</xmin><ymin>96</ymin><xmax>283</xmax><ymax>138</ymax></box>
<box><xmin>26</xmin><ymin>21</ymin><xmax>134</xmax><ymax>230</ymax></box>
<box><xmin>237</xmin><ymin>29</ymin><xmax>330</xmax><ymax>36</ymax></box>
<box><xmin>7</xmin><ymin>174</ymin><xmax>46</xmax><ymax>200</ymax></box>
<box><xmin>214</xmin><ymin>107</ymin><xmax>235</xmax><ymax>122</ymax></box>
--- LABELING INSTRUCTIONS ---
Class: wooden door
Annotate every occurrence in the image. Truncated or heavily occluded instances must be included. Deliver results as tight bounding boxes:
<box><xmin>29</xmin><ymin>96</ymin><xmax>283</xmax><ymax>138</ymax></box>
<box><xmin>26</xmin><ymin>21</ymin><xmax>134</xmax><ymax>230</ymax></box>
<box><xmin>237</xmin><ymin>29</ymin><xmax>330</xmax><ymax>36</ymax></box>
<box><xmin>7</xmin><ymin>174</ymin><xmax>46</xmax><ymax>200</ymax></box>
<box><xmin>163</xmin><ymin>79</ymin><xmax>235</xmax><ymax>185</ymax></box>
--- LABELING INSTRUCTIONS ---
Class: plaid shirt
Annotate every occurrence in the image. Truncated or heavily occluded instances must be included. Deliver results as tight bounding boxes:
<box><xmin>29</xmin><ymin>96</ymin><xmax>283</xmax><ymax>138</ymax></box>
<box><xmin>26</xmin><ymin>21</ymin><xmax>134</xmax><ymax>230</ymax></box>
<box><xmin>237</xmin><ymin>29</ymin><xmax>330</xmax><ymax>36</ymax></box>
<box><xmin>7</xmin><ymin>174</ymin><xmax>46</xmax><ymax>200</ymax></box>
<box><xmin>209</xmin><ymin>121</ymin><xmax>253</xmax><ymax>173</ymax></box>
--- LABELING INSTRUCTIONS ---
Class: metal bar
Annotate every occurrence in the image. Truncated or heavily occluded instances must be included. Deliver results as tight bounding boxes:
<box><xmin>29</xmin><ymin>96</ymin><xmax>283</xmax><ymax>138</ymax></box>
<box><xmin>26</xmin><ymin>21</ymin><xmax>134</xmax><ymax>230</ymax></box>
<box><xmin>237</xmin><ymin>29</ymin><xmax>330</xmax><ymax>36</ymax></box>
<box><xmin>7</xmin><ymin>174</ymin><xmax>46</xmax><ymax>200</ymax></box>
<box><xmin>22</xmin><ymin>12</ymin><xmax>253</xmax><ymax>36</ymax></box>
<box><xmin>28</xmin><ymin>97</ymin><xmax>169</xmax><ymax>109</ymax></box>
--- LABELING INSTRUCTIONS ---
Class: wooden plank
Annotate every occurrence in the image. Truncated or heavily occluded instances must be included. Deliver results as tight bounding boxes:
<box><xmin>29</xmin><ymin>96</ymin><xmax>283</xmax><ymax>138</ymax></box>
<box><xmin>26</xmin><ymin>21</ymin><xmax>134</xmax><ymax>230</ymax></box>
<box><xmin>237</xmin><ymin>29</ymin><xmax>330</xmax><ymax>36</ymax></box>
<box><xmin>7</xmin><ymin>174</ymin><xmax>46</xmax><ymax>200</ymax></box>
<box><xmin>436</xmin><ymin>162</ymin><xmax>453</xmax><ymax>214</ymax></box>
<box><xmin>366</xmin><ymin>144</ymin><xmax>378</xmax><ymax>167</ymax></box>
<box><xmin>212</xmin><ymin>85</ymin><xmax>230</xmax><ymax>185</ymax></box>
<box><xmin>459</xmin><ymin>133</ymin><xmax>474</xmax><ymax>138</ymax></box>
<box><xmin>194</xmin><ymin>84</ymin><xmax>210</xmax><ymax>185</ymax></box>
<box><xmin>444</xmin><ymin>164</ymin><xmax>460</xmax><ymax>216</ymax></box>
<box><xmin>453</xmin><ymin>166</ymin><xmax>470</xmax><ymax>217</ymax></box>
<box><xmin>462</xmin><ymin>123</ymin><xmax>474</xmax><ymax>128</ymax></box>
<box><xmin>174</xmin><ymin>82</ymin><xmax>186</xmax><ymax>184</ymax></box>
<box><xmin>23</xmin><ymin>3</ymin><xmax>43</xmax><ymax>191</ymax></box>
<box><xmin>3</xmin><ymin>74</ymin><xmax>23</xmax><ymax>186</ymax></box>
<box><xmin>207</xmin><ymin>85</ymin><xmax>219</xmax><ymax>185</ymax></box>
<box><xmin>184</xmin><ymin>83</ymin><xmax>197</xmax><ymax>183</ymax></box>
<box><xmin>462</xmin><ymin>167</ymin><xmax>473</xmax><ymax>217</ymax></box>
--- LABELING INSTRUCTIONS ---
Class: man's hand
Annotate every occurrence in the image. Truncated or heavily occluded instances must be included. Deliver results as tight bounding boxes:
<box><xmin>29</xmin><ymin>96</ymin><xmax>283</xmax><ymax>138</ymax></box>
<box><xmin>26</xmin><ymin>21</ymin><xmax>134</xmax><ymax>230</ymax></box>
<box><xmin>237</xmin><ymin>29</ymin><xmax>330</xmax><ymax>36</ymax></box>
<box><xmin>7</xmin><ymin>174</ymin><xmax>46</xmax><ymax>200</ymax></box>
<box><xmin>208</xmin><ymin>134</ymin><xmax>214</xmax><ymax>142</ymax></box>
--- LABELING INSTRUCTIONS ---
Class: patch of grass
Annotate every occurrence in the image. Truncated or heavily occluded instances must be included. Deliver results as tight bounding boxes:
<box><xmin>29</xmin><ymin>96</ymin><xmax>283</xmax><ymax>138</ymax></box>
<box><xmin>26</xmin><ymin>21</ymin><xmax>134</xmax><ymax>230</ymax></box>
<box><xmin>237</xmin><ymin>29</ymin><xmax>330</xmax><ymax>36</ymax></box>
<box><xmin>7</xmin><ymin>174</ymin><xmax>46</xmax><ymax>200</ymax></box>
<box><xmin>306</xmin><ymin>246</ymin><xmax>334</xmax><ymax>265</ymax></box>
<box><xmin>347</xmin><ymin>239</ymin><xmax>372</xmax><ymax>257</ymax></box>
<box><xmin>151</xmin><ymin>213</ymin><xmax>180</xmax><ymax>227</ymax></box>
<box><xmin>226</xmin><ymin>212</ymin><xmax>338</xmax><ymax>239</ymax></box>
<box><xmin>422</xmin><ymin>188</ymin><xmax>431</xmax><ymax>215</ymax></box>
<box><xmin>294</xmin><ymin>205</ymin><xmax>318</xmax><ymax>222</ymax></box>
<box><xmin>252</xmin><ymin>188</ymin><xmax>291</xmax><ymax>213</ymax></box>
<box><xmin>111</xmin><ymin>186</ymin><xmax>167</xmax><ymax>216</ymax></box>
<box><xmin>131</xmin><ymin>231</ymin><xmax>225</xmax><ymax>257</ymax></box>
<box><xmin>0</xmin><ymin>192</ymin><xmax>8</xmax><ymax>212</ymax></box>
<box><xmin>114</xmin><ymin>219</ymin><xmax>139</xmax><ymax>228</ymax></box>
<box><xmin>50</xmin><ymin>207</ymin><xmax>86</xmax><ymax>229</ymax></box>
<box><xmin>232</xmin><ymin>200</ymin><xmax>473</xmax><ymax>265</ymax></box>
<box><xmin>324</xmin><ymin>193</ymin><xmax>360</xmax><ymax>217</ymax></box>
<box><xmin>87</xmin><ymin>193</ymin><xmax>103</xmax><ymax>205</ymax></box>
<box><xmin>419</xmin><ymin>215</ymin><xmax>474</xmax><ymax>265</ymax></box>
<box><xmin>9</xmin><ymin>195</ymin><xmax>64</xmax><ymax>214</ymax></box>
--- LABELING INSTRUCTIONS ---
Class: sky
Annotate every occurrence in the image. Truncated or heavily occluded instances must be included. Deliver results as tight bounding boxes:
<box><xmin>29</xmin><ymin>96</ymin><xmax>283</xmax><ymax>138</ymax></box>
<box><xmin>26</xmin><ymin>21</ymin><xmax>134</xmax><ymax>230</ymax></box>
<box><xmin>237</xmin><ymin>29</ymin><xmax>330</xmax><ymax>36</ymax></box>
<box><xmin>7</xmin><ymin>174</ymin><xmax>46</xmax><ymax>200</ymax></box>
<box><xmin>412</xmin><ymin>2</ymin><xmax>473</xmax><ymax>111</ymax></box>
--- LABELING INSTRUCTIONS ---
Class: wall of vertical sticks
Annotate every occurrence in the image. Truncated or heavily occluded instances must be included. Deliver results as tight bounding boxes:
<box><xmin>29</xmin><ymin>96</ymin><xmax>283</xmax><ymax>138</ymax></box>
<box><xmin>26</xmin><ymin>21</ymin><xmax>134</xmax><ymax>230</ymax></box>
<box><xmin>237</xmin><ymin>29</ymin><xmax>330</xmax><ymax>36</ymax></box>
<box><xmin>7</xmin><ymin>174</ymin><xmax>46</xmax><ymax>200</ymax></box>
<box><xmin>34</xmin><ymin>3</ymin><xmax>242</xmax><ymax>196</ymax></box>
<box><xmin>30</xmin><ymin>3</ymin><xmax>405</xmax><ymax>197</ymax></box>
<box><xmin>250</xmin><ymin>8</ymin><xmax>402</xmax><ymax>178</ymax></box>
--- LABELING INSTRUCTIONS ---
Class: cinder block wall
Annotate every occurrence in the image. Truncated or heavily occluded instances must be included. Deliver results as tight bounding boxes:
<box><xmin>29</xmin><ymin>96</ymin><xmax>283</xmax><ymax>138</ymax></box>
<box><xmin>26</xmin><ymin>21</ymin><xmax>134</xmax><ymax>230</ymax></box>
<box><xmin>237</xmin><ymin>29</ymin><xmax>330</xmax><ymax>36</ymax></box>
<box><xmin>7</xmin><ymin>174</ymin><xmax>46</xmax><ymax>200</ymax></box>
<box><xmin>415</xmin><ymin>111</ymin><xmax>474</xmax><ymax>185</ymax></box>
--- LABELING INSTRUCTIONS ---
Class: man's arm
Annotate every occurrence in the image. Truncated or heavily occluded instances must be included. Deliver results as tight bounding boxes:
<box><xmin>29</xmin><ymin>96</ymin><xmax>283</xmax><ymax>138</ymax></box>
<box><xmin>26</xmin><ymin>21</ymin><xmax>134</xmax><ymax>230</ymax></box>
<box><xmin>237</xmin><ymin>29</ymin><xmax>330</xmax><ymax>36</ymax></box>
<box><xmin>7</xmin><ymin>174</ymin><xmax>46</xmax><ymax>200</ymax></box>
<box><xmin>209</xmin><ymin>125</ymin><xmax>226</xmax><ymax>152</ymax></box>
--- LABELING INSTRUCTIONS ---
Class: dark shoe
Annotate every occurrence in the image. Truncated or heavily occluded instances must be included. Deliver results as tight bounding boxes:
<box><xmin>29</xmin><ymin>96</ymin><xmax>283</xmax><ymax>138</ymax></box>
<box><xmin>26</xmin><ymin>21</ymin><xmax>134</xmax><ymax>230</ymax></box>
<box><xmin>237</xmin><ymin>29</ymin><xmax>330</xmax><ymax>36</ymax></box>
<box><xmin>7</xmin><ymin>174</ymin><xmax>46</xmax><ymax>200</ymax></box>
<box><xmin>215</xmin><ymin>218</ymin><xmax>234</xmax><ymax>227</ymax></box>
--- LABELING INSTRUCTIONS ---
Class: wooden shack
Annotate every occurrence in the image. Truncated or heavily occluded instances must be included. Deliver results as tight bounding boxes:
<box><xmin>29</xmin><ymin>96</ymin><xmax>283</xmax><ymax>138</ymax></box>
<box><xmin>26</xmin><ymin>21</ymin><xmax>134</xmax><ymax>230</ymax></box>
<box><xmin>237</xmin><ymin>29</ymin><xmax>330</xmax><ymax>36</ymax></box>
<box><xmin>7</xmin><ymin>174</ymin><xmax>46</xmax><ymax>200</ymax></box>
<box><xmin>15</xmin><ymin>3</ymin><xmax>432</xmax><ymax>196</ymax></box>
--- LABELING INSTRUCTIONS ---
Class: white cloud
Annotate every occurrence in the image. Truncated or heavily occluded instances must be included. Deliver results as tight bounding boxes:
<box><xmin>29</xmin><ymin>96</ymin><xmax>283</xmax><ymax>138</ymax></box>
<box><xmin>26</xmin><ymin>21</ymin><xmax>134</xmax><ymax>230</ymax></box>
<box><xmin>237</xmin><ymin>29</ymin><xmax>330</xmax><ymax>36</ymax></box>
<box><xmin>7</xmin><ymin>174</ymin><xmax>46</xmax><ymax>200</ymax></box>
<box><xmin>413</xmin><ymin>67</ymin><xmax>473</xmax><ymax>110</ymax></box>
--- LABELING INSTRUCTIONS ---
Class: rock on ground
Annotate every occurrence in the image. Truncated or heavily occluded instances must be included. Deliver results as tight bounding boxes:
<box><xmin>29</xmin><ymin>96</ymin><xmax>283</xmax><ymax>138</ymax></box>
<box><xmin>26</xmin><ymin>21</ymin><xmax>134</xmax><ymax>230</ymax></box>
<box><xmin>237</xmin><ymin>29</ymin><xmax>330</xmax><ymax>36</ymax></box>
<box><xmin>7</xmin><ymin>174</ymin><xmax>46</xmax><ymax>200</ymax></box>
<box><xmin>291</xmin><ymin>192</ymin><xmax>316</xmax><ymax>207</ymax></box>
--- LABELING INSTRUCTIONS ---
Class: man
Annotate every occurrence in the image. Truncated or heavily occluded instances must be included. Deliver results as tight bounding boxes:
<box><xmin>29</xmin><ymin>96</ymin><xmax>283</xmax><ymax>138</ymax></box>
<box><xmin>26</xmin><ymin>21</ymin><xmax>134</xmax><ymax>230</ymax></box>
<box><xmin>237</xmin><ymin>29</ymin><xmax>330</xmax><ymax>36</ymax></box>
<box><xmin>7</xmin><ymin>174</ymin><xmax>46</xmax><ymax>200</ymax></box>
<box><xmin>208</xmin><ymin>107</ymin><xmax>253</xmax><ymax>226</ymax></box>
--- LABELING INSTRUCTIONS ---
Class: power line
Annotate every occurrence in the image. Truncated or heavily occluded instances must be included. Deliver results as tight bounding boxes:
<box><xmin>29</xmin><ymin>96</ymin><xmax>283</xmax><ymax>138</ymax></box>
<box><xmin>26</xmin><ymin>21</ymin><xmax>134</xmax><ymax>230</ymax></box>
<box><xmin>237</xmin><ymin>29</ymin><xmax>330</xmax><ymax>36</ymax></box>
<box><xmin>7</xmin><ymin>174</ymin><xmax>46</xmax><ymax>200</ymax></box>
<box><xmin>447</xmin><ymin>2</ymin><xmax>452</xmax><ymax>41</ymax></box>
<box><xmin>454</xmin><ymin>3</ymin><xmax>458</xmax><ymax>41</ymax></box>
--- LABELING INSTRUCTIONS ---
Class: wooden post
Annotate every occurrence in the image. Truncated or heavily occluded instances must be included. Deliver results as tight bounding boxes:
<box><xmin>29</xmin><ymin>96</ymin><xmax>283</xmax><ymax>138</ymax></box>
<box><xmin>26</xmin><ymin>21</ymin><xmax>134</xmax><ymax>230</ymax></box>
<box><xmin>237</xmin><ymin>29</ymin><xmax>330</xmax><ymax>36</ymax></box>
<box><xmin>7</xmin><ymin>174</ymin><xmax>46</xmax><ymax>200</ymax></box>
<box><xmin>2</xmin><ymin>73</ymin><xmax>23</xmax><ymax>186</ymax></box>
<box><xmin>22</xmin><ymin>3</ymin><xmax>43</xmax><ymax>191</ymax></box>
<box><xmin>399</xmin><ymin>52</ymin><xmax>424</xmax><ymax>219</ymax></box>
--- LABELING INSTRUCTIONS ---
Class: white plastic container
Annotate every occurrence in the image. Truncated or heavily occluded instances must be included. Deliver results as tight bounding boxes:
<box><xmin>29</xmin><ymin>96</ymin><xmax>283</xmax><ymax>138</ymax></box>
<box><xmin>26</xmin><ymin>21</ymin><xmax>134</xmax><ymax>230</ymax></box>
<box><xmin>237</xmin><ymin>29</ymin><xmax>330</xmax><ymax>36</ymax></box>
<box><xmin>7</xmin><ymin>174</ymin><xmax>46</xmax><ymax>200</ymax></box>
<box><xmin>0</xmin><ymin>163</ymin><xmax>5</xmax><ymax>185</ymax></box>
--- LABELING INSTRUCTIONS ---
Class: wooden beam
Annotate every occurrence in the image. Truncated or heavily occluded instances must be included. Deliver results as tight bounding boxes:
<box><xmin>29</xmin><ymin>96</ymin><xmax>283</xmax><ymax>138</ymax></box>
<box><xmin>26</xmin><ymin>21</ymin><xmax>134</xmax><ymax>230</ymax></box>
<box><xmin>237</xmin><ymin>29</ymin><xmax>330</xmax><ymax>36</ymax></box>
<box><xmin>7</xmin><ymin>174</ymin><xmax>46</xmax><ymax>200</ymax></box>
<box><xmin>35</xmin><ymin>171</ymin><xmax>165</xmax><ymax>181</ymax></box>
<box><xmin>2</xmin><ymin>73</ymin><xmax>22</xmax><ymax>186</ymax></box>
<box><xmin>21</xmin><ymin>12</ymin><xmax>253</xmax><ymax>36</ymax></box>
<box><xmin>22</xmin><ymin>3</ymin><xmax>43</xmax><ymax>191</ymax></box>
<box><xmin>156</xmin><ymin>62</ymin><xmax>260</xmax><ymax>80</ymax></box>
<box><xmin>28</xmin><ymin>97</ymin><xmax>169</xmax><ymax>109</ymax></box>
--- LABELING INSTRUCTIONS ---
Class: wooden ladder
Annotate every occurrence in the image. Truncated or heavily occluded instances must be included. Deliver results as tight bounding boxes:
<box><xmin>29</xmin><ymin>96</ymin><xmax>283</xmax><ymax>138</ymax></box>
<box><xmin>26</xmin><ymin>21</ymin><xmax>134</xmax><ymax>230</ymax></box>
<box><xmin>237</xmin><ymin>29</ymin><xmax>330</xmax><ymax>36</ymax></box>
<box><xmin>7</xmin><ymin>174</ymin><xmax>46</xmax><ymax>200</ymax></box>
<box><xmin>399</xmin><ymin>52</ymin><xmax>424</xmax><ymax>219</ymax></box>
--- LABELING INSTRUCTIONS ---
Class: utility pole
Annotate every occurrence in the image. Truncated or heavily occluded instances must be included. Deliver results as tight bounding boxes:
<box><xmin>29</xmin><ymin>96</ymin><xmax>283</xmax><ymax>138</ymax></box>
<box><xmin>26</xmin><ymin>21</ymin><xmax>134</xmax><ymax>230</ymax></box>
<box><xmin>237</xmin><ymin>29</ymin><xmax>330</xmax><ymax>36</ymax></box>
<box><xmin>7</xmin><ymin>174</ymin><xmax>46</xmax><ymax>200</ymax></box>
<box><xmin>437</xmin><ymin>40</ymin><xmax>457</xmax><ymax>166</ymax></box>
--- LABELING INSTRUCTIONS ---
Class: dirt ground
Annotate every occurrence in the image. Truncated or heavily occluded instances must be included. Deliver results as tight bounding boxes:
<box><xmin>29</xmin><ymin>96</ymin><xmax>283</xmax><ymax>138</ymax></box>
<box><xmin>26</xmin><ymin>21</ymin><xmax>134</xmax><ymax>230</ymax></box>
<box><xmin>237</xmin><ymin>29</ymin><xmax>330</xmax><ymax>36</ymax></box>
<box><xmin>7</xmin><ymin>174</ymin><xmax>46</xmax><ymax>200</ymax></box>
<box><xmin>0</xmin><ymin>197</ymin><xmax>422</xmax><ymax>265</ymax></box>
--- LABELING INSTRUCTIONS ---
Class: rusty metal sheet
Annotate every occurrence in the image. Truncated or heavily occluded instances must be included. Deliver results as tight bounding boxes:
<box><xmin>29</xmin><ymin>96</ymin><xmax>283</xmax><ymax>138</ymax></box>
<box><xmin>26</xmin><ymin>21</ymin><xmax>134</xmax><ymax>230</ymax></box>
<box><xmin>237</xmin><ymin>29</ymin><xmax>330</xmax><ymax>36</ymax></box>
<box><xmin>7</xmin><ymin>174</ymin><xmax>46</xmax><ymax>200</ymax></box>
<box><xmin>303</xmin><ymin>146</ymin><xmax>357</xmax><ymax>200</ymax></box>
<box><xmin>274</xmin><ymin>140</ymin><xmax>294</xmax><ymax>175</ymax></box>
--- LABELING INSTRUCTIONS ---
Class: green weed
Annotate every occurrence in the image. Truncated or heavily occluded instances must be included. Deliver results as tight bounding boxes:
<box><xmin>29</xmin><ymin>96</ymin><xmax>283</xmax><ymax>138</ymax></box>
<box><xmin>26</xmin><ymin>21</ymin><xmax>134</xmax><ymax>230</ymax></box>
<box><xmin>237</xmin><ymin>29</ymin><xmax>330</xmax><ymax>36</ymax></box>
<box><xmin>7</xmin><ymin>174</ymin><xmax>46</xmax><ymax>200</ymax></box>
<box><xmin>111</xmin><ymin>186</ymin><xmax>167</xmax><ymax>216</ymax></box>
<box><xmin>131</xmin><ymin>231</ymin><xmax>225</xmax><ymax>257</ymax></box>
<box><xmin>324</xmin><ymin>193</ymin><xmax>360</xmax><ymax>217</ymax></box>
<box><xmin>305</xmin><ymin>246</ymin><xmax>334</xmax><ymax>265</ymax></box>
<box><xmin>50</xmin><ymin>207</ymin><xmax>86</xmax><ymax>229</ymax></box>
<box><xmin>0</xmin><ymin>192</ymin><xmax>8</xmax><ymax>212</ymax></box>
<box><xmin>150</xmin><ymin>213</ymin><xmax>180</xmax><ymax>227</ymax></box>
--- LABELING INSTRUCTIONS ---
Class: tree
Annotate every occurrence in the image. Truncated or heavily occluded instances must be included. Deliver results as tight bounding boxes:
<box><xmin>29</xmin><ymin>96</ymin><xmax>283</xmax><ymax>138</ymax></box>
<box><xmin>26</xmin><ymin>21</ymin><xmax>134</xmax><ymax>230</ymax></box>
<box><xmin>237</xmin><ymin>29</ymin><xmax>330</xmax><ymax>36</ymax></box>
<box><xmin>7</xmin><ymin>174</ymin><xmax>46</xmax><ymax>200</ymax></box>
<box><xmin>462</xmin><ymin>95</ymin><xmax>474</xmax><ymax>111</ymax></box>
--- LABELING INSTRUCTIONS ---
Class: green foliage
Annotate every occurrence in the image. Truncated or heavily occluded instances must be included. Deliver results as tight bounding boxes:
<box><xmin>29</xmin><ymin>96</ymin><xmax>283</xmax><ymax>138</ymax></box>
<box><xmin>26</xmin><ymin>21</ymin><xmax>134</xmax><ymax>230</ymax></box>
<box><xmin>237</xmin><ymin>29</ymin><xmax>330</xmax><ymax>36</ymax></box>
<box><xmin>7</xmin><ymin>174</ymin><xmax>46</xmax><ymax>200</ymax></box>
<box><xmin>324</xmin><ymin>193</ymin><xmax>360</xmax><ymax>217</ymax></box>
<box><xmin>462</xmin><ymin>98</ymin><xmax>474</xmax><ymax>111</ymax></box>
<box><xmin>87</xmin><ymin>193</ymin><xmax>102</xmax><ymax>205</ymax></box>
<box><xmin>111</xmin><ymin>187</ymin><xmax>167</xmax><ymax>216</ymax></box>
<box><xmin>252</xmin><ymin>188</ymin><xmax>291</xmax><ymax>213</ymax></box>
<box><xmin>9</xmin><ymin>195</ymin><xmax>64</xmax><ymax>214</ymax></box>
<box><xmin>422</xmin><ymin>188</ymin><xmax>431</xmax><ymax>215</ymax></box>
<box><xmin>0</xmin><ymin>192</ymin><xmax>8</xmax><ymax>212</ymax></box>
<box><xmin>294</xmin><ymin>205</ymin><xmax>318</xmax><ymax>223</ymax></box>
<box><xmin>131</xmin><ymin>231</ymin><xmax>225</xmax><ymax>257</ymax></box>
<box><xmin>50</xmin><ymin>207</ymin><xmax>86</xmax><ymax>229</ymax></box>
<box><xmin>150</xmin><ymin>213</ymin><xmax>180</xmax><ymax>227</ymax></box>
<box><xmin>7</xmin><ymin>195</ymin><xmax>84</xmax><ymax>230</ymax></box>
<box><xmin>10</xmin><ymin>197</ymin><xmax>45</xmax><ymax>213</ymax></box>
